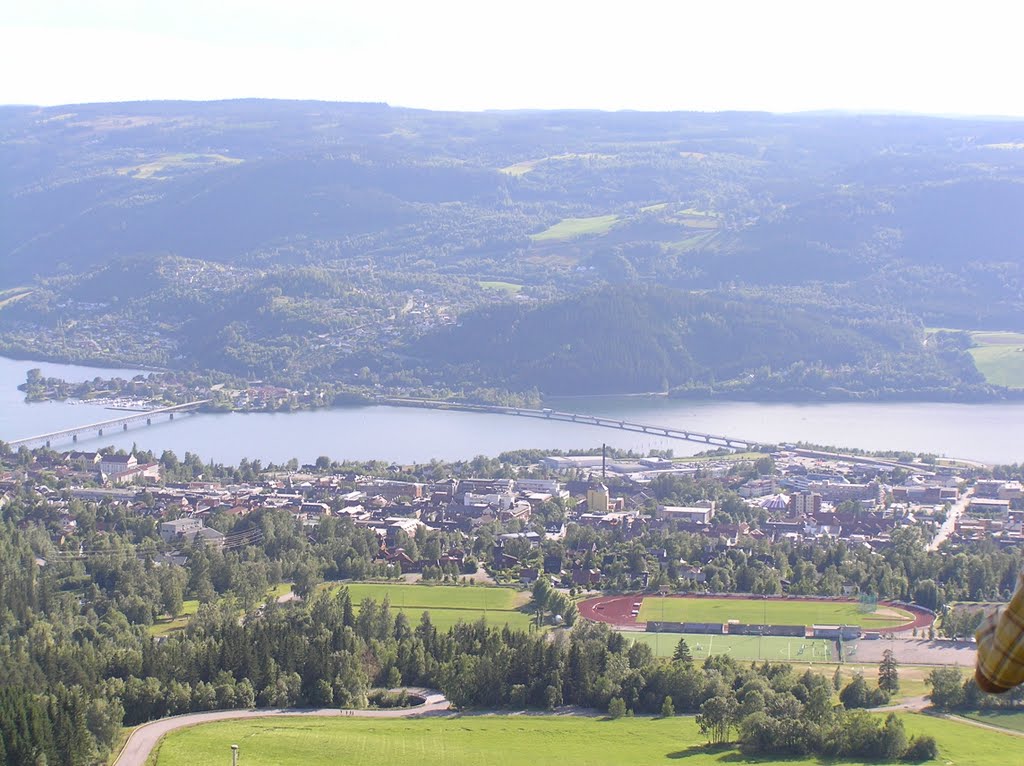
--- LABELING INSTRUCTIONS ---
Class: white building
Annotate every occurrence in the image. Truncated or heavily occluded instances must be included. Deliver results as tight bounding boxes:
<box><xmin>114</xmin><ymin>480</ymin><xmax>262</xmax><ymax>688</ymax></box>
<box><xmin>160</xmin><ymin>517</ymin><xmax>203</xmax><ymax>543</ymax></box>
<box><xmin>658</xmin><ymin>501</ymin><xmax>715</xmax><ymax>524</ymax></box>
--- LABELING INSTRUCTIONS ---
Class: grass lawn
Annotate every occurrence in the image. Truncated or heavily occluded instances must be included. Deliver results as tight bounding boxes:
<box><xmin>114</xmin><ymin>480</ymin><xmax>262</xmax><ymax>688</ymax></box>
<box><xmin>326</xmin><ymin>582</ymin><xmax>534</xmax><ymax>632</ymax></box>
<box><xmin>637</xmin><ymin>597</ymin><xmax>913</xmax><ymax>630</ymax></box>
<box><xmin>479</xmin><ymin>280</ymin><xmax>523</xmax><ymax>294</ymax></box>
<box><xmin>530</xmin><ymin>214</ymin><xmax>619</xmax><ymax>241</ymax></box>
<box><xmin>961</xmin><ymin>709</ymin><xmax>1024</xmax><ymax>733</ymax></box>
<box><xmin>627</xmin><ymin>631</ymin><xmax>835</xmax><ymax>662</ymax></box>
<box><xmin>149</xmin><ymin>600</ymin><xmax>200</xmax><ymax>638</ymax></box>
<box><xmin>151</xmin><ymin>713</ymin><xmax>1022</xmax><ymax>765</ymax></box>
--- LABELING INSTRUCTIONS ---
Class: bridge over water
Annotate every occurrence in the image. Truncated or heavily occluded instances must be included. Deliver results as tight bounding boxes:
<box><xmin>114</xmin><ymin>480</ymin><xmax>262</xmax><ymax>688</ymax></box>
<box><xmin>377</xmin><ymin>397</ymin><xmax>766</xmax><ymax>451</ymax></box>
<box><xmin>6</xmin><ymin>400</ymin><xmax>212</xmax><ymax>449</ymax></box>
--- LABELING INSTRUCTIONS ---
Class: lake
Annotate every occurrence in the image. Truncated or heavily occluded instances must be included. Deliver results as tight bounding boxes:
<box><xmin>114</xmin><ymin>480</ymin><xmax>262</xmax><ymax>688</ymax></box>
<box><xmin>1</xmin><ymin>356</ymin><xmax>1022</xmax><ymax>466</ymax></box>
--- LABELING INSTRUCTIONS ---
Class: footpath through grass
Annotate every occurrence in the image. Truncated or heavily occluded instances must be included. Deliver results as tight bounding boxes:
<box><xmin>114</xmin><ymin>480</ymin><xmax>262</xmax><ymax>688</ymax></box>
<box><xmin>327</xmin><ymin>582</ymin><xmax>534</xmax><ymax>632</ymax></box>
<box><xmin>961</xmin><ymin>709</ymin><xmax>1024</xmax><ymax>733</ymax></box>
<box><xmin>151</xmin><ymin>713</ymin><xmax>1021</xmax><ymax>766</ymax></box>
<box><xmin>637</xmin><ymin>596</ymin><xmax>913</xmax><ymax>630</ymax></box>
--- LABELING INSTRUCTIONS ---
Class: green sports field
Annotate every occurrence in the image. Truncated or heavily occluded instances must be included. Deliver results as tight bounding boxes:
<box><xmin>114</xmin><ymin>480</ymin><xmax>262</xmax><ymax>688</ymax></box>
<box><xmin>637</xmin><ymin>596</ymin><xmax>914</xmax><ymax>630</ymax></box>
<box><xmin>326</xmin><ymin>583</ymin><xmax>534</xmax><ymax>632</ymax></box>
<box><xmin>150</xmin><ymin>713</ymin><xmax>1022</xmax><ymax>765</ymax></box>
<box><xmin>626</xmin><ymin>631</ymin><xmax>835</xmax><ymax>662</ymax></box>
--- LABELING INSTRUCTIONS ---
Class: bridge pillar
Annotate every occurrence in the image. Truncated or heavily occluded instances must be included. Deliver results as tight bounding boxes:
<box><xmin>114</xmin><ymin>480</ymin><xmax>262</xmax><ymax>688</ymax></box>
<box><xmin>146</xmin><ymin>418</ymin><xmax>151</xmax><ymax>425</ymax></box>
<box><xmin>98</xmin><ymin>429</ymin><xmax>103</xmax><ymax>437</ymax></box>
<box><xmin>169</xmin><ymin>413</ymin><xmax>174</xmax><ymax>420</ymax></box>
<box><xmin>45</xmin><ymin>440</ymin><xmax>50</xmax><ymax>448</ymax></box>
<box><xmin>72</xmin><ymin>434</ymin><xmax>77</xmax><ymax>442</ymax></box>
<box><xmin>123</xmin><ymin>423</ymin><xmax>128</xmax><ymax>431</ymax></box>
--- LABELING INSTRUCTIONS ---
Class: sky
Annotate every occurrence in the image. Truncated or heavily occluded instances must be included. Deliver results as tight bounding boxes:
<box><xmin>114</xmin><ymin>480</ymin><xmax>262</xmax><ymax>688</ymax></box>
<box><xmin>1</xmin><ymin>0</ymin><xmax>1023</xmax><ymax>116</ymax></box>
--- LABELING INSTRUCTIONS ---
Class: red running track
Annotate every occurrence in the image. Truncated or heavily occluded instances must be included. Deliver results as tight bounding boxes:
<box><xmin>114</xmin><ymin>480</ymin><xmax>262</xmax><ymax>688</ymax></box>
<box><xmin>577</xmin><ymin>593</ymin><xmax>935</xmax><ymax>634</ymax></box>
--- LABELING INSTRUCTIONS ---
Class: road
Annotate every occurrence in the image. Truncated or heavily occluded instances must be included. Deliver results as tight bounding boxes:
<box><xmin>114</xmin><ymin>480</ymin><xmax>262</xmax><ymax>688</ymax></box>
<box><xmin>112</xmin><ymin>689</ymin><xmax>449</xmax><ymax>766</ymax></box>
<box><xmin>927</xmin><ymin>487</ymin><xmax>973</xmax><ymax>551</ymax></box>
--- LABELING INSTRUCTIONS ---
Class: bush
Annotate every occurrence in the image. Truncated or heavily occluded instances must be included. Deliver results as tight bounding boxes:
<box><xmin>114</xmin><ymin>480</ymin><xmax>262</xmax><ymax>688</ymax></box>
<box><xmin>903</xmin><ymin>735</ymin><xmax>939</xmax><ymax>762</ymax></box>
<box><xmin>608</xmin><ymin>697</ymin><xmax>627</xmax><ymax>719</ymax></box>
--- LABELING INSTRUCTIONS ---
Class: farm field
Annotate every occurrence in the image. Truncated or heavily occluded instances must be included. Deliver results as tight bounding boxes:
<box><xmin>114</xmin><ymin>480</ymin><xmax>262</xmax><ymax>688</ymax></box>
<box><xmin>479</xmin><ymin>280</ymin><xmax>523</xmax><ymax>294</ymax></box>
<box><xmin>150</xmin><ymin>713</ymin><xmax>1022</xmax><ymax>766</ymax></box>
<box><xmin>530</xmin><ymin>214</ymin><xmax>619</xmax><ymax>241</ymax></box>
<box><xmin>327</xmin><ymin>582</ymin><xmax>533</xmax><ymax>632</ymax></box>
<box><xmin>968</xmin><ymin>331</ymin><xmax>1024</xmax><ymax>388</ymax></box>
<box><xmin>626</xmin><ymin>631</ymin><xmax>835</xmax><ymax>662</ymax></box>
<box><xmin>637</xmin><ymin>596</ymin><xmax>913</xmax><ymax>630</ymax></box>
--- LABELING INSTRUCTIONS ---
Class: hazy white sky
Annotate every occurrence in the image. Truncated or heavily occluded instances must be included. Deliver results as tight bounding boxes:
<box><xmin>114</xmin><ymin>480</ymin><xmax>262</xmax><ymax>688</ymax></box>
<box><xmin>2</xmin><ymin>0</ymin><xmax>1022</xmax><ymax>115</ymax></box>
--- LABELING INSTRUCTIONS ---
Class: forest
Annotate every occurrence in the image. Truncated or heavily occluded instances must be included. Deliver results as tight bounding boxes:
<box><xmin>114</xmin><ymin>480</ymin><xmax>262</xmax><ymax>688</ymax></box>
<box><xmin>2</xmin><ymin>103</ymin><xmax>1024</xmax><ymax>400</ymax></box>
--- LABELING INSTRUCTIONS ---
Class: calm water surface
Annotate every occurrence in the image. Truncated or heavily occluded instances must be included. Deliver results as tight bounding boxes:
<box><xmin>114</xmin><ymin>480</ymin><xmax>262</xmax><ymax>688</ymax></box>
<box><xmin>2</xmin><ymin>357</ymin><xmax>1022</xmax><ymax>465</ymax></box>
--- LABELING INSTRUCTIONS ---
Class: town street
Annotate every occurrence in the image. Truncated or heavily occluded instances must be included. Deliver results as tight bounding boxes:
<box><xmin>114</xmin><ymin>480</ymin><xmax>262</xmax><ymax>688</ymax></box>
<box><xmin>927</xmin><ymin>488</ymin><xmax>973</xmax><ymax>551</ymax></box>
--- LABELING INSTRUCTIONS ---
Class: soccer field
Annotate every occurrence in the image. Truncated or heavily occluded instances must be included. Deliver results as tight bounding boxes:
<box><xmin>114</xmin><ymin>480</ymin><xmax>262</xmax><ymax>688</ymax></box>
<box><xmin>626</xmin><ymin>631</ymin><xmax>836</xmax><ymax>662</ymax></box>
<box><xmin>637</xmin><ymin>596</ymin><xmax>913</xmax><ymax>630</ymax></box>
<box><xmin>324</xmin><ymin>583</ymin><xmax>534</xmax><ymax>632</ymax></box>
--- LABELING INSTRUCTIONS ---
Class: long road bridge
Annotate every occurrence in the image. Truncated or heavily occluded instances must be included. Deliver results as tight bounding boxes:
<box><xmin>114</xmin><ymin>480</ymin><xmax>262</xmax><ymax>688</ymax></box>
<box><xmin>6</xmin><ymin>400</ymin><xmax>212</xmax><ymax>449</ymax></box>
<box><xmin>377</xmin><ymin>397</ymin><xmax>766</xmax><ymax>451</ymax></box>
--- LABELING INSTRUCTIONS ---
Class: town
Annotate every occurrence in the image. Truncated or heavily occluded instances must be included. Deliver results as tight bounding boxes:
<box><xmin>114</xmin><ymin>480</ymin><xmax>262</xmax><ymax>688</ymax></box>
<box><xmin>4</xmin><ymin>441</ymin><xmax>1017</xmax><ymax>600</ymax></box>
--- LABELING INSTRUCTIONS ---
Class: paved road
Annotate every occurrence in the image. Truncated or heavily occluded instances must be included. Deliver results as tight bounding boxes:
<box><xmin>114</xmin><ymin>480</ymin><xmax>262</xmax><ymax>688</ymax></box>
<box><xmin>873</xmin><ymin>695</ymin><xmax>930</xmax><ymax>713</ymax></box>
<box><xmin>113</xmin><ymin>689</ymin><xmax>449</xmax><ymax>766</ymax></box>
<box><xmin>927</xmin><ymin>488</ymin><xmax>973</xmax><ymax>552</ymax></box>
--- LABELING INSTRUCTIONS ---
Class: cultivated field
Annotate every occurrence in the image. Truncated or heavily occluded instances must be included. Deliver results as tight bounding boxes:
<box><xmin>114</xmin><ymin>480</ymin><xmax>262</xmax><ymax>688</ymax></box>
<box><xmin>530</xmin><ymin>214</ymin><xmax>619</xmax><ymax>241</ymax></box>
<box><xmin>627</xmin><ymin>631</ymin><xmax>835</xmax><ymax>662</ymax></box>
<box><xmin>150</xmin><ymin>713</ymin><xmax>1023</xmax><ymax>765</ymax></box>
<box><xmin>968</xmin><ymin>330</ymin><xmax>1024</xmax><ymax>389</ymax></box>
<box><xmin>636</xmin><ymin>596</ymin><xmax>915</xmax><ymax>630</ymax></box>
<box><xmin>329</xmin><ymin>583</ymin><xmax>533</xmax><ymax>632</ymax></box>
<box><xmin>478</xmin><ymin>280</ymin><xmax>523</xmax><ymax>294</ymax></box>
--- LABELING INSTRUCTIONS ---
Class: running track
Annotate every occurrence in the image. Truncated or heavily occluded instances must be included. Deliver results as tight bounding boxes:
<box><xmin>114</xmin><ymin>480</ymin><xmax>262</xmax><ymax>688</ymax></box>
<box><xmin>577</xmin><ymin>594</ymin><xmax>935</xmax><ymax>634</ymax></box>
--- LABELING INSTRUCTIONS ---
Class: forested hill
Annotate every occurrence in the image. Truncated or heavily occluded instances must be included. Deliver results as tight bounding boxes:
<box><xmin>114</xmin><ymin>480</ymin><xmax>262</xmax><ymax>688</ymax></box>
<box><xmin>407</xmin><ymin>287</ymin><xmax>996</xmax><ymax>399</ymax></box>
<box><xmin>2</xmin><ymin>101</ymin><xmax>1024</xmax><ymax>399</ymax></box>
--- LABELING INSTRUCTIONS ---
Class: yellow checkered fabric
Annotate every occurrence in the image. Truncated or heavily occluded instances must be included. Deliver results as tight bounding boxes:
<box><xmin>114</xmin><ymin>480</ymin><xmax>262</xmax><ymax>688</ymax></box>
<box><xmin>976</xmin><ymin>572</ymin><xmax>1024</xmax><ymax>693</ymax></box>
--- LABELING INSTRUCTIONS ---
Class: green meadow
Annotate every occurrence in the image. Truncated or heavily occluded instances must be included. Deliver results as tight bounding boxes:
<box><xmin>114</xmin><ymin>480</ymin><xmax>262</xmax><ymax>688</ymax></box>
<box><xmin>637</xmin><ymin>597</ymin><xmax>913</xmax><ymax>630</ymax></box>
<box><xmin>151</xmin><ymin>713</ymin><xmax>1021</xmax><ymax>766</ymax></box>
<box><xmin>327</xmin><ymin>582</ymin><xmax>534</xmax><ymax>632</ymax></box>
<box><xmin>967</xmin><ymin>331</ymin><xmax>1024</xmax><ymax>388</ymax></box>
<box><xmin>479</xmin><ymin>280</ymin><xmax>523</xmax><ymax>294</ymax></box>
<box><xmin>530</xmin><ymin>214</ymin><xmax>619</xmax><ymax>241</ymax></box>
<box><xmin>961</xmin><ymin>709</ymin><xmax>1024</xmax><ymax>733</ymax></box>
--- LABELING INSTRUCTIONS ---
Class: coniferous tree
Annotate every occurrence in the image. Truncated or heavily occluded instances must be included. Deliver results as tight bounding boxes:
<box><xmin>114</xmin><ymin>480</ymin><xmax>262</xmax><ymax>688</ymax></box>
<box><xmin>878</xmin><ymin>649</ymin><xmax>899</xmax><ymax>695</ymax></box>
<box><xmin>672</xmin><ymin>637</ymin><xmax>693</xmax><ymax>665</ymax></box>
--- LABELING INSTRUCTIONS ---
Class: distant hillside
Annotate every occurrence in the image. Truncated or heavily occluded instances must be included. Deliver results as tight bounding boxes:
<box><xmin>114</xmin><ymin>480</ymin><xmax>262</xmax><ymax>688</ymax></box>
<box><xmin>407</xmin><ymin>286</ymin><xmax>997</xmax><ymax>400</ymax></box>
<box><xmin>2</xmin><ymin>101</ymin><xmax>1024</xmax><ymax>399</ymax></box>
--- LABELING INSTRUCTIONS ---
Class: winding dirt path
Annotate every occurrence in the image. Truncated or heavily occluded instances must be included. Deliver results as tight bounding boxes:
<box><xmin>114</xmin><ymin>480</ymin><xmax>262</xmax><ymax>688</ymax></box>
<box><xmin>112</xmin><ymin>689</ymin><xmax>449</xmax><ymax>766</ymax></box>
